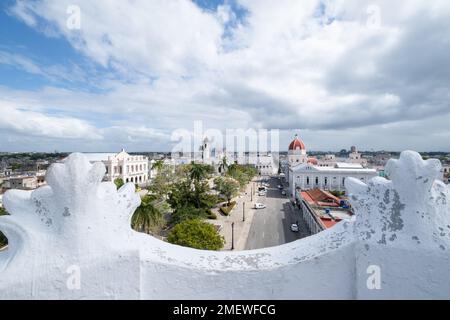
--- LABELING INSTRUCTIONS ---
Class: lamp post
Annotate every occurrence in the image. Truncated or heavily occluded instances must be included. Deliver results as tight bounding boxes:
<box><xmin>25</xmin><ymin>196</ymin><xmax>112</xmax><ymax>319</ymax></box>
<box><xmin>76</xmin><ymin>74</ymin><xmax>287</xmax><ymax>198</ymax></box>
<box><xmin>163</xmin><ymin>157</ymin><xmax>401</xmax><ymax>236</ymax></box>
<box><xmin>242</xmin><ymin>202</ymin><xmax>245</xmax><ymax>222</ymax></box>
<box><xmin>231</xmin><ymin>222</ymin><xmax>235</xmax><ymax>250</ymax></box>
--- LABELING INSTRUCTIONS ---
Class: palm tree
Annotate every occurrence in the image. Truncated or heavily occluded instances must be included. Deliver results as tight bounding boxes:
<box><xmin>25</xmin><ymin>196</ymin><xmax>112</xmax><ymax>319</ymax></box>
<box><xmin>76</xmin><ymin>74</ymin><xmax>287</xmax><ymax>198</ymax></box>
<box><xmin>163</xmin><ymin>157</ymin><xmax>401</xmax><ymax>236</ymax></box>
<box><xmin>131</xmin><ymin>195</ymin><xmax>164</xmax><ymax>234</ymax></box>
<box><xmin>151</xmin><ymin>160</ymin><xmax>164</xmax><ymax>172</ymax></box>
<box><xmin>189</xmin><ymin>163</ymin><xmax>208</xmax><ymax>182</ymax></box>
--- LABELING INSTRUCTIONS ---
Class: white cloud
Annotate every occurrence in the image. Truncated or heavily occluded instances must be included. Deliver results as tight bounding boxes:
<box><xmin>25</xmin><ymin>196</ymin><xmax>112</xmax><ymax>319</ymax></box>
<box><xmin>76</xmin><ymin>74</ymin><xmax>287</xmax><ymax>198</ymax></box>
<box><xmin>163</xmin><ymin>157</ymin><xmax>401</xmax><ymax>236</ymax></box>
<box><xmin>0</xmin><ymin>102</ymin><xmax>102</xmax><ymax>140</ymax></box>
<box><xmin>11</xmin><ymin>0</ymin><xmax>223</xmax><ymax>77</ymax></box>
<box><xmin>4</xmin><ymin>0</ymin><xmax>450</xmax><ymax>151</ymax></box>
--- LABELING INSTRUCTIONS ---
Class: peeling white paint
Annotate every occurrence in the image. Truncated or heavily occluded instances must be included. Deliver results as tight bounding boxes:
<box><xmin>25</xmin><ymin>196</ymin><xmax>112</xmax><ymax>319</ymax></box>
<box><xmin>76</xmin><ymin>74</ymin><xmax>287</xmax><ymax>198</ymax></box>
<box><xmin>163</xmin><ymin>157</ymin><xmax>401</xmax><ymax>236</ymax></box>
<box><xmin>0</xmin><ymin>151</ymin><xmax>449</xmax><ymax>299</ymax></box>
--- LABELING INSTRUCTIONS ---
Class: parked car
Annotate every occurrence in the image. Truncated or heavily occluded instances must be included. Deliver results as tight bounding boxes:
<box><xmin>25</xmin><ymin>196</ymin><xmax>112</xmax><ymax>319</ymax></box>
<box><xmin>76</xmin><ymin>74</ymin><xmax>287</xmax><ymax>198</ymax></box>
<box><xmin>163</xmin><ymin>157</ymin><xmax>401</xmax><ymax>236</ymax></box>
<box><xmin>281</xmin><ymin>190</ymin><xmax>286</xmax><ymax>196</ymax></box>
<box><xmin>254</xmin><ymin>203</ymin><xmax>266</xmax><ymax>209</ymax></box>
<box><xmin>290</xmin><ymin>223</ymin><xmax>299</xmax><ymax>232</ymax></box>
<box><xmin>277</xmin><ymin>185</ymin><xmax>283</xmax><ymax>189</ymax></box>
<box><xmin>258</xmin><ymin>191</ymin><xmax>266</xmax><ymax>196</ymax></box>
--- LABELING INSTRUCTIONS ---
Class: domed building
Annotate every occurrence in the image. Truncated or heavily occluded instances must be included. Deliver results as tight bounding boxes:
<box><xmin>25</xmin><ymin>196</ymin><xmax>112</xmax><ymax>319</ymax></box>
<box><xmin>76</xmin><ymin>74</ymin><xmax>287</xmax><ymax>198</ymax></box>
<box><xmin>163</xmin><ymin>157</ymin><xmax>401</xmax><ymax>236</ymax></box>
<box><xmin>285</xmin><ymin>134</ymin><xmax>377</xmax><ymax>198</ymax></box>
<box><xmin>288</xmin><ymin>134</ymin><xmax>308</xmax><ymax>166</ymax></box>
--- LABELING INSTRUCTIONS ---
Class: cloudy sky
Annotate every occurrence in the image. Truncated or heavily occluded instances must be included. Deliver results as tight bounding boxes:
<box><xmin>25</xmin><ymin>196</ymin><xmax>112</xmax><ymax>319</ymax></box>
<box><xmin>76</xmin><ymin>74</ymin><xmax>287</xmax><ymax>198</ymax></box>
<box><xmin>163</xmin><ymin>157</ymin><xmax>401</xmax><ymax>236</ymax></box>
<box><xmin>0</xmin><ymin>0</ymin><xmax>449</xmax><ymax>152</ymax></box>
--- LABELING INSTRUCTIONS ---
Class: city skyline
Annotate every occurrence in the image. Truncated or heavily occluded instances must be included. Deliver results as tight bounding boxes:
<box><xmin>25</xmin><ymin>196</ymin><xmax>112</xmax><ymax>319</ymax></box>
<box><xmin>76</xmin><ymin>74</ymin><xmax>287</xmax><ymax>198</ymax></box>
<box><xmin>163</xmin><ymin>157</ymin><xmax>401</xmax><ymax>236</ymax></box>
<box><xmin>1</xmin><ymin>0</ymin><xmax>450</xmax><ymax>152</ymax></box>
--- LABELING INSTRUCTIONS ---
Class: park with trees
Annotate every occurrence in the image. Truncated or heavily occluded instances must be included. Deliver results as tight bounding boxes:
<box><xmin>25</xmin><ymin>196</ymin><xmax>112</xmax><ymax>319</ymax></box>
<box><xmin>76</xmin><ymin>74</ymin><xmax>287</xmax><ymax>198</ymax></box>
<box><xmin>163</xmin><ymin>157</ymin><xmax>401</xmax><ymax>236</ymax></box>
<box><xmin>126</xmin><ymin>160</ymin><xmax>257</xmax><ymax>251</ymax></box>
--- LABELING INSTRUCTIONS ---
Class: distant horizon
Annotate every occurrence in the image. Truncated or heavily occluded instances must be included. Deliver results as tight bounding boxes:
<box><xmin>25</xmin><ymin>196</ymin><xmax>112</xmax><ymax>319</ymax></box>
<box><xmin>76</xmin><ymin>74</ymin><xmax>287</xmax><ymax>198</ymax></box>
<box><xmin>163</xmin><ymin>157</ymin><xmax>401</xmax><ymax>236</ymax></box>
<box><xmin>1</xmin><ymin>149</ymin><xmax>449</xmax><ymax>155</ymax></box>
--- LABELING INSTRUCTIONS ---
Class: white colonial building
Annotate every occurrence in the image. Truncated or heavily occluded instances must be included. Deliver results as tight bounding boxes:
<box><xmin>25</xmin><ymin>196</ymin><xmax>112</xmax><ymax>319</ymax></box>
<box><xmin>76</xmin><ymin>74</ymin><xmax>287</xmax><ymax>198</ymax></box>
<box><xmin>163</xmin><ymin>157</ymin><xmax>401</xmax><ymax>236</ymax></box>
<box><xmin>84</xmin><ymin>149</ymin><xmax>149</xmax><ymax>186</ymax></box>
<box><xmin>286</xmin><ymin>135</ymin><xmax>377</xmax><ymax>196</ymax></box>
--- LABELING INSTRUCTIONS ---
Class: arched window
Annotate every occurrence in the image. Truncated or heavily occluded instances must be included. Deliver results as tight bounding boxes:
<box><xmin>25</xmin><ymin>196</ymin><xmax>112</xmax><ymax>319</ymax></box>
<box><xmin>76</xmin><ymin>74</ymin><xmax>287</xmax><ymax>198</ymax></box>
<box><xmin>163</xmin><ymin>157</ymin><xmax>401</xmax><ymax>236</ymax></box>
<box><xmin>315</xmin><ymin>177</ymin><xmax>319</xmax><ymax>184</ymax></box>
<box><xmin>324</xmin><ymin>177</ymin><xmax>328</xmax><ymax>185</ymax></box>
<box><xmin>306</xmin><ymin>177</ymin><xmax>310</xmax><ymax>185</ymax></box>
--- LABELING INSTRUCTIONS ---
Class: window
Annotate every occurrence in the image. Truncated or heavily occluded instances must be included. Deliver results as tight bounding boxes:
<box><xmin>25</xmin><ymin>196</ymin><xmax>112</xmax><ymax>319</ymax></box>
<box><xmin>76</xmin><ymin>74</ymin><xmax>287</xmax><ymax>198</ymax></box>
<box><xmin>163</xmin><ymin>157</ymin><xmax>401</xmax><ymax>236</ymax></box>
<box><xmin>306</xmin><ymin>177</ymin><xmax>310</xmax><ymax>185</ymax></box>
<box><xmin>324</xmin><ymin>177</ymin><xmax>328</xmax><ymax>185</ymax></box>
<box><xmin>342</xmin><ymin>177</ymin><xmax>346</xmax><ymax>185</ymax></box>
<box><xmin>315</xmin><ymin>177</ymin><xmax>319</xmax><ymax>184</ymax></box>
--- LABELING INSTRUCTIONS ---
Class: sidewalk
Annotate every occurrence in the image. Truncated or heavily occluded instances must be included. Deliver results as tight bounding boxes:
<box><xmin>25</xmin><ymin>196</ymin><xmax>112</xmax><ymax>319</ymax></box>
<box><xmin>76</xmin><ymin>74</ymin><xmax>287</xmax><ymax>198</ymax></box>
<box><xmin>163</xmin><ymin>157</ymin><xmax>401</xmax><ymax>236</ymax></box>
<box><xmin>210</xmin><ymin>177</ymin><xmax>259</xmax><ymax>251</ymax></box>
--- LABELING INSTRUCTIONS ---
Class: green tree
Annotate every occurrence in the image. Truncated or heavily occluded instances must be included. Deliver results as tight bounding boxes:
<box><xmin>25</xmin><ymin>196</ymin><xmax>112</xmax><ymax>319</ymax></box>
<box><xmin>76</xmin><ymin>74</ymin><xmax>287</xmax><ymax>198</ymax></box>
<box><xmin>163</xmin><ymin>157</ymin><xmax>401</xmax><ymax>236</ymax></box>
<box><xmin>167</xmin><ymin>177</ymin><xmax>219</xmax><ymax>225</ymax></box>
<box><xmin>167</xmin><ymin>179</ymin><xmax>194</xmax><ymax>210</ymax></box>
<box><xmin>131</xmin><ymin>195</ymin><xmax>164</xmax><ymax>234</ymax></box>
<box><xmin>151</xmin><ymin>160</ymin><xmax>164</xmax><ymax>172</ymax></box>
<box><xmin>170</xmin><ymin>205</ymin><xmax>209</xmax><ymax>225</ymax></box>
<box><xmin>148</xmin><ymin>163</ymin><xmax>183</xmax><ymax>200</ymax></box>
<box><xmin>189</xmin><ymin>163</ymin><xmax>207</xmax><ymax>182</ymax></box>
<box><xmin>226</xmin><ymin>164</ymin><xmax>257</xmax><ymax>189</ymax></box>
<box><xmin>214</xmin><ymin>177</ymin><xmax>239</xmax><ymax>205</ymax></box>
<box><xmin>168</xmin><ymin>179</ymin><xmax>216</xmax><ymax>210</ymax></box>
<box><xmin>114</xmin><ymin>178</ymin><xmax>125</xmax><ymax>189</ymax></box>
<box><xmin>11</xmin><ymin>163</ymin><xmax>22</xmax><ymax>171</ymax></box>
<box><xmin>0</xmin><ymin>232</ymin><xmax>6</xmax><ymax>249</ymax></box>
<box><xmin>167</xmin><ymin>219</ymin><xmax>224</xmax><ymax>250</ymax></box>
<box><xmin>0</xmin><ymin>207</ymin><xmax>8</xmax><ymax>248</ymax></box>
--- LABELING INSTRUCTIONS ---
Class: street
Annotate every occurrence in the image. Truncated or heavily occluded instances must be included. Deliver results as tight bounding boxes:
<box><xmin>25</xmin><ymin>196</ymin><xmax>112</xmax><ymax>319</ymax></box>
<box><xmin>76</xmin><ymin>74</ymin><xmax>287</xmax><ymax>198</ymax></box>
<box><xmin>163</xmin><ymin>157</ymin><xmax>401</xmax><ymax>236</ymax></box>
<box><xmin>245</xmin><ymin>176</ymin><xmax>311</xmax><ymax>250</ymax></box>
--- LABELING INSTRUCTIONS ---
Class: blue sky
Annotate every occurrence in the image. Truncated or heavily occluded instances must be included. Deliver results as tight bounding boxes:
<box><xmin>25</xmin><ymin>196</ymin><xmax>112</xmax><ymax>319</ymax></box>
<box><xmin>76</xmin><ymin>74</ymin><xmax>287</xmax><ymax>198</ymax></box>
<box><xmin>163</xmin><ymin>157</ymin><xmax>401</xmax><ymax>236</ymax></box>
<box><xmin>0</xmin><ymin>0</ymin><xmax>450</xmax><ymax>153</ymax></box>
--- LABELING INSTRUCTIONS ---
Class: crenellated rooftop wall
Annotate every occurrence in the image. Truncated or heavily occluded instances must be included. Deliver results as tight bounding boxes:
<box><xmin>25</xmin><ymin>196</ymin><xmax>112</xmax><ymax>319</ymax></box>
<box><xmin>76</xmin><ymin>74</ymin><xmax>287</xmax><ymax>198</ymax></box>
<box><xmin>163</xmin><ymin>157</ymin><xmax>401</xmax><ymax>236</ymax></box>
<box><xmin>0</xmin><ymin>151</ymin><xmax>449</xmax><ymax>299</ymax></box>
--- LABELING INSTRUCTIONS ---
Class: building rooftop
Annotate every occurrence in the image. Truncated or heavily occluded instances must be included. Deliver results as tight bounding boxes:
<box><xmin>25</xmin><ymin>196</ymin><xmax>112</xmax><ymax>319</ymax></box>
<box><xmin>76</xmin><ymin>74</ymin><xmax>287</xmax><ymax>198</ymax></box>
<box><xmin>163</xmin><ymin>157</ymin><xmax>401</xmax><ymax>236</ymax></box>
<box><xmin>300</xmin><ymin>189</ymin><xmax>353</xmax><ymax>229</ymax></box>
<box><xmin>334</xmin><ymin>162</ymin><xmax>364</xmax><ymax>169</ymax></box>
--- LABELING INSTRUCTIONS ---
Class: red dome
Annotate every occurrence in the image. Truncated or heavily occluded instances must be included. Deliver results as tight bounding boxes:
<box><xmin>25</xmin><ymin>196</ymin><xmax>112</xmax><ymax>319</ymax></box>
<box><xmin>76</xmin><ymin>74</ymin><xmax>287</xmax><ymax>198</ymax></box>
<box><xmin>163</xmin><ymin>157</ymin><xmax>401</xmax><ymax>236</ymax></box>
<box><xmin>289</xmin><ymin>136</ymin><xmax>306</xmax><ymax>151</ymax></box>
<box><xmin>307</xmin><ymin>157</ymin><xmax>318</xmax><ymax>165</ymax></box>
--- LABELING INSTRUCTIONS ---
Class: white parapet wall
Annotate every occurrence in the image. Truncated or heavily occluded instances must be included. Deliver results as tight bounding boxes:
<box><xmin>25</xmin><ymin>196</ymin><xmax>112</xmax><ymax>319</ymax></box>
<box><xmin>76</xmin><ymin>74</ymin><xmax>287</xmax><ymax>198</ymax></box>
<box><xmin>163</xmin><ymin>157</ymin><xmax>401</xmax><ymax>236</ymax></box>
<box><xmin>0</xmin><ymin>151</ymin><xmax>449</xmax><ymax>299</ymax></box>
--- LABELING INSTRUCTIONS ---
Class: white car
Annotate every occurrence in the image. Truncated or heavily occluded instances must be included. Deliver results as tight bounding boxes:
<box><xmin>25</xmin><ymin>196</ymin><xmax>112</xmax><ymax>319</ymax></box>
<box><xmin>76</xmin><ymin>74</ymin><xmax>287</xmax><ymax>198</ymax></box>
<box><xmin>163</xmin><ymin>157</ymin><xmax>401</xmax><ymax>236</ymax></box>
<box><xmin>290</xmin><ymin>224</ymin><xmax>299</xmax><ymax>232</ymax></box>
<box><xmin>258</xmin><ymin>191</ymin><xmax>266</xmax><ymax>196</ymax></box>
<box><xmin>277</xmin><ymin>185</ymin><xmax>283</xmax><ymax>189</ymax></box>
<box><xmin>281</xmin><ymin>190</ymin><xmax>286</xmax><ymax>196</ymax></box>
<box><xmin>254</xmin><ymin>203</ymin><xmax>266</xmax><ymax>209</ymax></box>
